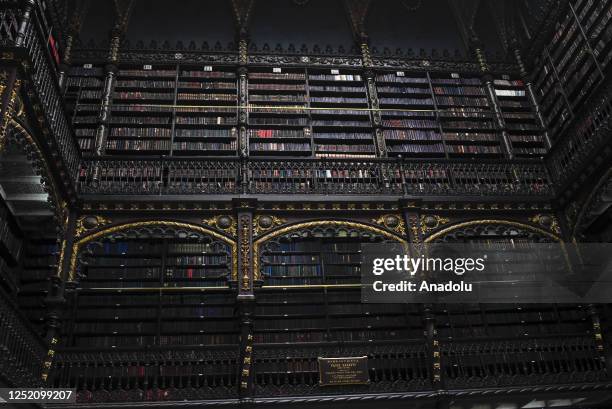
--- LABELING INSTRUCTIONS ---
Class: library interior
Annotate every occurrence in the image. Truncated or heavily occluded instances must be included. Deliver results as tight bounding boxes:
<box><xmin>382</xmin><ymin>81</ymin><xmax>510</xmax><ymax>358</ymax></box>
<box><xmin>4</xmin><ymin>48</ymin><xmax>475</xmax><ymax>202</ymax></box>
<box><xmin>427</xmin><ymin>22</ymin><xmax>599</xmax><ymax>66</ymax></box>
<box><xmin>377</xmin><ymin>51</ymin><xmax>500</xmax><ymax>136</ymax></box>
<box><xmin>0</xmin><ymin>0</ymin><xmax>611</xmax><ymax>408</ymax></box>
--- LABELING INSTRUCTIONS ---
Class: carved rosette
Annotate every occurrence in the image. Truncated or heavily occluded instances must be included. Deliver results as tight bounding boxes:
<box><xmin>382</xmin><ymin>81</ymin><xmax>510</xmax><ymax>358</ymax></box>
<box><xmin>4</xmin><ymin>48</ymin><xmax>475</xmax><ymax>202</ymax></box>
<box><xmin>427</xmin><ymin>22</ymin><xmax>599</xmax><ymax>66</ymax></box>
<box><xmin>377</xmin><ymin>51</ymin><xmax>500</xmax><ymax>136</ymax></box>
<box><xmin>239</xmin><ymin>215</ymin><xmax>252</xmax><ymax>291</ymax></box>
<box><xmin>75</xmin><ymin>215</ymin><xmax>112</xmax><ymax>238</ymax></box>
<box><xmin>420</xmin><ymin>215</ymin><xmax>450</xmax><ymax>234</ymax></box>
<box><xmin>371</xmin><ymin>214</ymin><xmax>406</xmax><ymax>236</ymax></box>
<box><xmin>253</xmin><ymin>215</ymin><xmax>287</xmax><ymax>236</ymax></box>
<box><xmin>202</xmin><ymin>215</ymin><xmax>237</xmax><ymax>237</ymax></box>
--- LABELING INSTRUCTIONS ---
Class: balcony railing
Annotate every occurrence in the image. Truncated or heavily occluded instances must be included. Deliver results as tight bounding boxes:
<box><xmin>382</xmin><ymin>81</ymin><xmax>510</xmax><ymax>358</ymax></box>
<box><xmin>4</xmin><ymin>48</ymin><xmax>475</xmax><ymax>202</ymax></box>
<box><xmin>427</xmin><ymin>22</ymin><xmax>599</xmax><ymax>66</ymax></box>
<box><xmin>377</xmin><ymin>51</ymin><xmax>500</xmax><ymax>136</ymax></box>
<box><xmin>0</xmin><ymin>0</ymin><xmax>81</xmax><ymax>191</ymax></box>
<box><xmin>76</xmin><ymin>157</ymin><xmax>554</xmax><ymax>198</ymax></box>
<box><xmin>0</xmin><ymin>285</ymin><xmax>46</xmax><ymax>387</ymax></box>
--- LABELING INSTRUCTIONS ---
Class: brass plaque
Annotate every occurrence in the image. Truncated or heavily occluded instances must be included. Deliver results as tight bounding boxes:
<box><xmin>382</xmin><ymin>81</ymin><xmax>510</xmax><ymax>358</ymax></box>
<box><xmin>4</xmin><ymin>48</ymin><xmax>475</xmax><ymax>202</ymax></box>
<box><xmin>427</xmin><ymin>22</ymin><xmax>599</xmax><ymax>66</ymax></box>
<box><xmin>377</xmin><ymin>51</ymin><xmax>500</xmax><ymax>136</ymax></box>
<box><xmin>318</xmin><ymin>356</ymin><xmax>369</xmax><ymax>386</ymax></box>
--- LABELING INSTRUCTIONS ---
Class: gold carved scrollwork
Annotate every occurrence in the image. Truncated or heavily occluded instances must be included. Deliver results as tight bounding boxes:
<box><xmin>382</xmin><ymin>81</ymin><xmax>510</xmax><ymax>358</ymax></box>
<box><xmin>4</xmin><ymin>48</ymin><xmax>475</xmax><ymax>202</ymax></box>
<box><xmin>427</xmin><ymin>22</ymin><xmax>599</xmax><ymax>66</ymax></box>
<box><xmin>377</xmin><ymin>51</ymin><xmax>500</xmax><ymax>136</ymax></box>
<box><xmin>420</xmin><ymin>215</ymin><xmax>450</xmax><ymax>234</ymax></box>
<box><xmin>253</xmin><ymin>215</ymin><xmax>286</xmax><ymax>236</ymax></box>
<box><xmin>371</xmin><ymin>214</ymin><xmax>406</xmax><ymax>236</ymax></box>
<box><xmin>529</xmin><ymin>214</ymin><xmax>561</xmax><ymax>235</ymax></box>
<box><xmin>240</xmin><ymin>216</ymin><xmax>251</xmax><ymax>291</ymax></box>
<box><xmin>75</xmin><ymin>215</ymin><xmax>112</xmax><ymax>238</ymax></box>
<box><xmin>202</xmin><ymin>215</ymin><xmax>237</xmax><ymax>237</ymax></box>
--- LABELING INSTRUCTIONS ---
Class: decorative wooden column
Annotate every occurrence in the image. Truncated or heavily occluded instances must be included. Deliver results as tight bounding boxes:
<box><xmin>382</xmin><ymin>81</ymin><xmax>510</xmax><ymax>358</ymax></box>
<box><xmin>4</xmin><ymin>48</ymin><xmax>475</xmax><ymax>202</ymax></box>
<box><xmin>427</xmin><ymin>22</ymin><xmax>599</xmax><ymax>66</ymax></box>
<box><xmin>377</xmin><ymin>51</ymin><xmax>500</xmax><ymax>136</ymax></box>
<box><xmin>92</xmin><ymin>2</ymin><xmax>133</xmax><ymax>183</ymax></box>
<box><xmin>15</xmin><ymin>0</ymin><xmax>35</xmax><ymax>48</ymax></box>
<box><xmin>470</xmin><ymin>35</ymin><xmax>513</xmax><ymax>159</ymax></box>
<box><xmin>233</xmin><ymin>199</ymin><xmax>255</xmax><ymax>397</ymax></box>
<box><xmin>510</xmin><ymin>41</ymin><xmax>552</xmax><ymax>150</ymax></box>
<box><xmin>41</xmin><ymin>208</ymin><xmax>77</xmax><ymax>383</ymax></box>
<box><xmin>345</xmin><ymin>0</ymin><xmax>386</xmax><ymax>157</ymax></box>
<box><xmin>58</xmin><ymin>0</ymin><xmax>88</xmax><ymax>91</ymax></box>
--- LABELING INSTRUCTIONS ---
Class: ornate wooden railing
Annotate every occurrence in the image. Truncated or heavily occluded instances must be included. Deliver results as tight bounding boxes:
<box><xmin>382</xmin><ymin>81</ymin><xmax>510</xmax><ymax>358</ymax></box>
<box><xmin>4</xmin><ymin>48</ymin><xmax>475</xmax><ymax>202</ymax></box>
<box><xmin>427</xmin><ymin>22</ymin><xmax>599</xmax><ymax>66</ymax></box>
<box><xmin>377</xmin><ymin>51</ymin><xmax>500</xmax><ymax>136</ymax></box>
<box><xmin>0</xmin><ymin>0</ymin><xmax>81</xmax><ymax>194</ymax></box>
<box><xmin>441</xmin><ymin>336</ymin><xmax>607</xmax><ymax>389</ymax></box>
<box><xmin>48</xmin><ymin>345</ymin><xmax>239</xmax><ymax>403</ymax></box>
<box><xmin>0</xmin><ymin>285</ymin><xmax>46</xmax><ymax>387</ymax></box>
<box><xmin>252</xmin><ymin>340</ymin><xmax>431</xmax><ymax>397</ymax></box>
<box><xmin>76</xmin><ymin>157</ymin><xmax>553</xmax><ymax>198</ymax></box>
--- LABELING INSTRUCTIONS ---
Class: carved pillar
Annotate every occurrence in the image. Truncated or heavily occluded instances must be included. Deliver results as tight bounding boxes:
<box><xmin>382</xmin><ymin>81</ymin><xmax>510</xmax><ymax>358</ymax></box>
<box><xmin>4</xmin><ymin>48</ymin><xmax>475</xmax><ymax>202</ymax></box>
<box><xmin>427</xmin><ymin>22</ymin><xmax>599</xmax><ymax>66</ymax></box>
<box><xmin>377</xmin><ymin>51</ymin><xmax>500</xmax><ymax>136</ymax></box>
<box><xmin>58</xmin><ymin>1</ymin><xmax>88</xmax><ymax>91</ymax></box>
<box><xmin>238</xmin><ymin>65</ymin><xmax>248</xmax><ymax>159</ymax></box>
<box><xmin>470</xmin><ymin>37</ymin><xmax>513</xmax><ymax>159</ymax></box>
<box><xmin>511</xmin><ymin>43</ymin><xmax>552</xmax><ymax>150</ymax></box>
<box><xmin>91</xmin><ymin>29</ymin><xmax>120</xmax><ymax>183</ymax></box>
<box><xmin>0</xmin><ymin>69</ymin><xmax>21</xmax><ymax>152</ymax></box>
<box><xmin>233</xmin><ymin>198</ymin><xmax>255</xmax><ymax>396</ymax></box>
<box><xmin>42</xmin><ymin>208</ymin><xmax>76</xmax><ymax>382</ymax></box>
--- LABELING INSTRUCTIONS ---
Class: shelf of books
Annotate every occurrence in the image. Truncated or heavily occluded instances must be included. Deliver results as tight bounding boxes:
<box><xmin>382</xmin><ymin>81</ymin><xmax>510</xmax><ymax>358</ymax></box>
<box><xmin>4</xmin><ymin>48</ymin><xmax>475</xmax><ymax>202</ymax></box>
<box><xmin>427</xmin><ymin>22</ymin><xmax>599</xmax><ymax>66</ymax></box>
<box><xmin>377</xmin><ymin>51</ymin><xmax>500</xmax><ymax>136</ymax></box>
<box><xmin>110</xmin><ymin>64</ymin><xmax>177</xmax><ymax>155</ymax></box>
<box><xmin>68</xmin><ymin>237</ymin><xmax>237</xmax><ymax>348</ymax></box>
<box><xmin>430</xmin><ymin>72</ymin><xmax>503</xmax><ymax>158</ymax></box>
<box><xmin>247</xmin><ymin>67</ymin><xmax>311</xmax><ymax>156</ymax></box>
<box><xmin>255</xmin><ymin>239</ymin><xmax>422</xmax><ymax>344</ymax></box>
<box><xmin>17</xmin><ymin>240</ymin><xmax>58</xmax><ymax>336</ymax></box>
<box><xmin>376</xmin><ymin>71</ymin><xmax>442</xmax><ymax>157</ymax></box>
<box><xmin>493</xmin><ymin>75</ymin><xmax>547</xmax><ymax>158</ymax></box>
<box><xmin>308</xmin><ymin>69</ymin><xmax>376</xmax><ymax>159</ymax></box>
<box><xmin>532</xmin><ymin>0</ymin><xmax>611</xmax><ymax>138</ymax></box>
<box><xmin>174</xmin><ymin>65</ymin><xmax>238</xmax><ymax>156</ymax></box>
<box><xmin>64</xmin><ymin>64</ymin><xmax>105</xmax><ymax>155</ymax></box>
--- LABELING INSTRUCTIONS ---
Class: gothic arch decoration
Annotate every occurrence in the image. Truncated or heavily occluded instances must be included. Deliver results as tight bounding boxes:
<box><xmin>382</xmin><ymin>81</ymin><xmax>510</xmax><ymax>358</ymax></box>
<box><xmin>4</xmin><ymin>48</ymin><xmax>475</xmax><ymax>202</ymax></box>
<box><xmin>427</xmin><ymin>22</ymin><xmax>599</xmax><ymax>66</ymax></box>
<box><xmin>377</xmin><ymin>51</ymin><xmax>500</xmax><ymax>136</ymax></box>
<box><xmin>68</xmin><ymin>220</ymin><xmax>238</xmax><ymax>282</ymax></box>
<box><xmin>571</xmin><ymin>168</ymin><xmax>612</xmax><ymax>240</ymax></box>
<box><xmin>423</xmin><ymin>219</ymin><xmax>561</xmax><ymax>243</ymax></box>
<box><xmin>253</xmin><ymin>219</ymin><xmax>408</xmax><ymax>281</ymax></box>
<box><xmin>6</xmin><ymin>119</ymin><xmax>64</xmax><ymax>229</ymax></box>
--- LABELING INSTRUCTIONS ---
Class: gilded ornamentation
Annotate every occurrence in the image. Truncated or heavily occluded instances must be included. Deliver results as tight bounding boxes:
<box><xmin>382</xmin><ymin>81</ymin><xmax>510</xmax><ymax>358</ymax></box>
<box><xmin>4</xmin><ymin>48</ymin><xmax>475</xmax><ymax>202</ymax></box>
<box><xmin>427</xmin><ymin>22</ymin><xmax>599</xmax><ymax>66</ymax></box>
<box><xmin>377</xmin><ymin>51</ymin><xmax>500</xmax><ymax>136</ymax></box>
<box><xmin>69</xmin><ymin>221</ymin><xmax>238</xmax><ymax>282</ymax></box>
<box><xmin>424</xmin><ymin>220</ymin><xmax>561</xmax><ymax>243</ymax></box>
<box><xmin>202</xmin><ymin>215</ymin><xmax>237</xmax><ymax>237</ymax></box>
<box><xmin>253</xmin><ymin>215</ymin><xmax>286</xmax><ymax>236</ymax></box>
<box><xmin>0</xmin><ymin>79</ymin><xmax>21</xmax><ymax>151</ymax></box>
<box><xmin>420</xmin><ymin>215</ymin><xmax>450</xmax><ymax>234</ymax></box>
<box><xmin>529</xmin><ymin>214</ymin><xmax>561</xmax><ymax>235</ymax></box>
<box><xmin>239</xmin><ymin>216</ymin><xmax>251</xmax><ymax>291</ymax></box>
<box><xmin>75</xmin><ymin>215</ymin><xmax>112</xmax><ymax>238</ymax></box>
<box><xmin>371</xmin><ymin>214</ymin><xmax>406</xmax><ymax>235</ymax></box>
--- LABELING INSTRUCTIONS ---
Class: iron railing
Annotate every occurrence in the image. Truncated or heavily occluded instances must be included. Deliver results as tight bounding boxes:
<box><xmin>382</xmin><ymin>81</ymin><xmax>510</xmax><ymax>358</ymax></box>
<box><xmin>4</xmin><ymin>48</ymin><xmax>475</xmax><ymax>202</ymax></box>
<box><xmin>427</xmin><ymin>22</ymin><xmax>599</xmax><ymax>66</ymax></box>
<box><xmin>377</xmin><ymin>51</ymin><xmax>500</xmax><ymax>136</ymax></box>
<box><xmin>0</xmin><ymin>0</ymin><xmax>81</xmax><ymax>189</ymax></box>
<box><xmin>77</xmin><ymin>157</ymin><xmax>554</xmax><ymax>198</ymax></box>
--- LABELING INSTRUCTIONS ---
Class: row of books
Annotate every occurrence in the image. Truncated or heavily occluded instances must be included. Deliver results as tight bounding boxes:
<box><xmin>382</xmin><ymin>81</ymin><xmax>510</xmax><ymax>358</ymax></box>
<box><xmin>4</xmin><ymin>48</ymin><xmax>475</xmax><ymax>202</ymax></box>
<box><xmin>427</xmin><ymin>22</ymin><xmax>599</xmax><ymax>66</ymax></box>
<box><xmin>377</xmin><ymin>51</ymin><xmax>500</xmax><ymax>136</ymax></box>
<box><xmin>249</xmin><ymin>95</ymin><xmax>306</xmax><ymax>102</ymax></box>
<box><xmin>384</xmin><ymin>129</ymin><xmax>441</xmax><ymax>141</ymax></box>
<box><xmin>172</xmin><ymin>141</ymin><xmax>237</xmax><ymax>151</ymax></box>
<box><xmin>165</xmin><ymin>268</ymin><xmax>229</xmax><ymax>279</ymax></box>
<box><xmin>263</xmin><ymin>265</ymin><xmax>323</xmax><ymax>277</ymax></box>
<box><xmin>313</xmin><ymin>132</ymin><xmax>372</xmax><ymax>140</ymax></box>
<box><xmin>86</xmin><ymin>268</ymin><xmax>160</xmax><ymax>280</ymax></box>
<box><xmin>432</xmin><ymin>86</ymin><xmax>485</xmax><ymax>96</ymax></box>
<box><xmin>383</xmin><ymin>119</ymin><xmax>439</xmax><ymax>128</ymax></box>
<box><xmin>311</xmin><ymin>120</ymin><xmax>371</xmax><ymax>127</ymax></box>
<box><xmin>166</xmin><ymin>255</ymin><xmax>228</xmax><ymax>265</ymax></box>
<box><xmin>173</xmin><ymin>128</ymin><xmax>235</xmax><ymax>141</ymax></box>
<box><xmin>177</xmin><ymin>93</ymin><xmax>237</xmax><ymax>101</ymax></box>
<box><xmin>250</xmin><ymin>142</ymin><xmax>310</xmax><ymax>151</ymax></box>
<box><xmin>249</xmin><ymin>72</ymin><xmax>305</xmax><ymax>80</ymax></box>
<box><xmin>66</xmin><ymin>77</ymin><xmax>103</xmax><ymax>88</ymax></box>
<box><xmin>107</xmin><ymin>140</ymin><xmax>171</xmax><ymax>151</ymax></box>
<box><xmin>247</xmin><ymin>129</ymin><xmax>306</xmax><ymax>138</ymax></box>
<box><xmin>115</xmin><ymin>80</ymin><xmax>175</xmax><ymax>89</ymax></box>
<box><xmin>110</xmin><ymin>117</ymin><xmax>171</xmax><ymax>125</ymax></box>
<box><xmin>253</xmin><ymin>329</ymin><xmax>413</xmax><ymax>343</ymax></box>
<box><xmin>114</xmin><ymin>91</ymin><xmax>174</xmax><ymax>100</ymax></box>
<box><xmin>315</xmin><ymin>144</ymin><xmax>375</xmax><ymax>153</ymax></box>
<box><xmin>110</xmin><ymin>128</ymin><xmax>172</xmax><ymax>138</ymax></box>
<box><xmin>162</xmin><ymin>306</ymin><xmax>234</xmax><ymax>317</ymax></box>
<box><xmin>378</xmin><ymin>86</ymin><xmax>430</xmax><ymax>94</ymax></box>
<box><xmin>175</xmin><ymin>117</ymin><xmax>236</xmax><ymax>125</ymax></box>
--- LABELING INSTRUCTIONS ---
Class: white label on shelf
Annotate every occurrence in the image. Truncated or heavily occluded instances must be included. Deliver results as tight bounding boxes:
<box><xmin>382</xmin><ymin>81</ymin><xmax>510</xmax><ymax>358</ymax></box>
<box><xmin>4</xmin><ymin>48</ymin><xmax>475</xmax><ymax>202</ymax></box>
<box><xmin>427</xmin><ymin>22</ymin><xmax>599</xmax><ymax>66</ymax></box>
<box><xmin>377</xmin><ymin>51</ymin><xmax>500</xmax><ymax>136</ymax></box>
<box><xmin>203</xmin><ymin>65</ymin><xmax>213</xmax><ymax>71</ymax></box>
<box><xmin>502</xmin><ymin>74</ymin><xmax>510</xmax><ymax>80</ymax></box>
<box><xmin>143</xmin><ymin>64</ymin><xmax>152</xmax><ymax>70</ymax></box>
<box><xmin>396</xmin><ymin>71</ymin><xmax>405</xmax><ymax>77</ymax></box>
<box><xmin>83</xmin><ymin>63</ymin><xmax>92</xmax><ymax>69</ymax></box>
<box><xmin>331</xmin><ymin>69</ymin><xmax>340</xmax><ymax>75</ymax></box>
<box><xmin>273</xmin><ymin>67</ymin><xmax>282</xmax><ymax>73</ymax></box>
<box><xmin>451</xmin><ymin>73</ymin><xmax>460</xmax><ymax>78</ymax></box>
